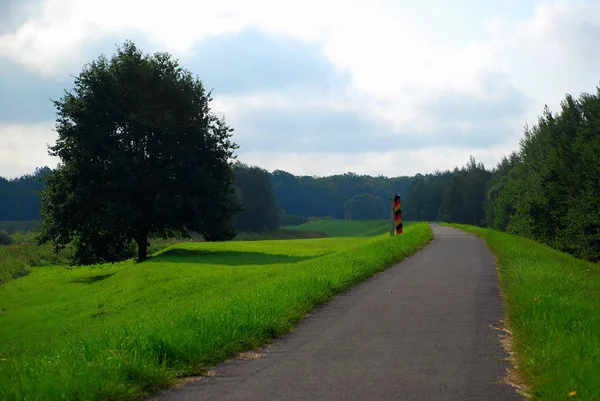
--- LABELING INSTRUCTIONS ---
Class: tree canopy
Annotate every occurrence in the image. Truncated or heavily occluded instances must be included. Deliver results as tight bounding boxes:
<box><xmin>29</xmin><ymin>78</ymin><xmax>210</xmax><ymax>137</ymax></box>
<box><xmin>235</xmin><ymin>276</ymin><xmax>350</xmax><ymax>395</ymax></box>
<box><xmin>38</xmin><ymin>41</ymin><xmax>240</xmax><ymax>264</ymax></box>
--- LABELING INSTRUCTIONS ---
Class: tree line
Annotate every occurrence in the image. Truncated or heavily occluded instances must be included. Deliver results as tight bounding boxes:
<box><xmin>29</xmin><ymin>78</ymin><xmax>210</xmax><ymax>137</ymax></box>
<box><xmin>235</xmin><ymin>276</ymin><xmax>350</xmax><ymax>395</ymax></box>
<box><xmin>271</xmin><ymin>171</ymin><xmax>411</xmax><ymax>221</ymax></box>
<box><xmin>484</xmin><ymin>89</ymin><xmax>600</xmax><ymax>262</ymax></box>
<box><xmin>0</xmin><ymin>166</ymin><xmax>412</xmax><ymax>229</ymax></box>
<box><xmin>0</xmin><ymin>159</ymin><xmax>470</xmax><ymax>235</ymax></box>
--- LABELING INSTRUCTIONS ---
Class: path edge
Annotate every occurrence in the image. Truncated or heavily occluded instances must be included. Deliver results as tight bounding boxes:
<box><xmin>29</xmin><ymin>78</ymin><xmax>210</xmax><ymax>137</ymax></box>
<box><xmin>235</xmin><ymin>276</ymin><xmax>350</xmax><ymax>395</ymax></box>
<box><xmin>443</xmin><ymin>223</ymin><xmax>531</xmax><ymax>399</ymax></box>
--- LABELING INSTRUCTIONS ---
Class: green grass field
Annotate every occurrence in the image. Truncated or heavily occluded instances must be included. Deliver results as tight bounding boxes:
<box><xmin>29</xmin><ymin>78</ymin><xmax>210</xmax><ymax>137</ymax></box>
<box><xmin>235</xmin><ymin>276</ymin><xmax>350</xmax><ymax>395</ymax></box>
<box><xmin>0</xmin><ymin>222</ymin><xmax>432</xmax><ymax>400</ymax></box>
<box><xmin>285</xmin><ymin>219</ymin><xmax>414</xmax><ymax>237</ymax></box>
<box><xmin>450</xmin><ymin>224</ymin><xmax>600</xmax><ymax>400</ymax></box>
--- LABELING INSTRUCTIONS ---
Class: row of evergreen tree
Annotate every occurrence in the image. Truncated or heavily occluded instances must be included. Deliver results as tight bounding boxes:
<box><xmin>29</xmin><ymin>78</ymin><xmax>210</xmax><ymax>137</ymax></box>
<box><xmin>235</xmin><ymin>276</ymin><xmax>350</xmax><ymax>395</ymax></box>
<box><xmin>484</xmin><ymin>89</ymin><xmax>600</xmax><ymax>262</ymax></box>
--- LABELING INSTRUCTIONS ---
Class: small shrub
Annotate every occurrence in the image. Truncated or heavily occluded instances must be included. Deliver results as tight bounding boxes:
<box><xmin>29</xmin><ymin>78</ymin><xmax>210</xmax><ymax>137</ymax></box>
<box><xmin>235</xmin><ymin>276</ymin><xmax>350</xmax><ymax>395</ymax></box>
<box><xmin>10</xmin><ymin>231</ymin><xmax>37</xmax><ymax>245</ymax></box>
<box><xmin>0</xmin><ymin>230</ymin><xmax>13</xmax><ymax>245</ymax></box>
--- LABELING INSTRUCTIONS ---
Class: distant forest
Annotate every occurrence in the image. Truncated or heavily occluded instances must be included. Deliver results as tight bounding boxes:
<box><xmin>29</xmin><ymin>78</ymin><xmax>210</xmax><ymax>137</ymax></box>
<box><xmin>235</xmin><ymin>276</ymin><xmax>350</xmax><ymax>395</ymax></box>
<box><xmin>0</xmin><ymin>165</ymin><xmax>415</xmax><ymax>224</ymax></box>
<box><xmin>3</xmin><ymin>86</ymin><xmax>600</xmax><ymax>262</ymax></box>
<box><xmin>0</xmin><ymin>157</ymin><xmax>512</xmax><ymax>237</ymax></box>
<box><xmin>0</xmin><ymin>167</ymin><xmax>53</xmax><ymax>221</ymax></box>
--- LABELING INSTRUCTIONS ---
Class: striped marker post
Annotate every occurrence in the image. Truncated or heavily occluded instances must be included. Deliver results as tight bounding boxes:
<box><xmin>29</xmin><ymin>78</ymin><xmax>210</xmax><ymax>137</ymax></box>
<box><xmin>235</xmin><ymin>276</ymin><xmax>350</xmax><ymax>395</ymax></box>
<box><xmin>394</xmin><ymin>194</ymin><xmax>403</xmax><ymax>234</ymax></box>
<box><xmin>389</xmin><ymin>198</ymin><xmax>395</xmax><ymax>236</ymax></box>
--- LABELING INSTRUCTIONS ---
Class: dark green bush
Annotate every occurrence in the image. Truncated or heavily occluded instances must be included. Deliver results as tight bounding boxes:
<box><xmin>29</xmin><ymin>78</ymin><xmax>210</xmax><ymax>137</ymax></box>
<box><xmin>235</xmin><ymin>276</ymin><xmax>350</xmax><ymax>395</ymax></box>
<box><xmin>0</xmin><ymin>230</ymin><xmax>13</xmax><ymax>245</ymax></box>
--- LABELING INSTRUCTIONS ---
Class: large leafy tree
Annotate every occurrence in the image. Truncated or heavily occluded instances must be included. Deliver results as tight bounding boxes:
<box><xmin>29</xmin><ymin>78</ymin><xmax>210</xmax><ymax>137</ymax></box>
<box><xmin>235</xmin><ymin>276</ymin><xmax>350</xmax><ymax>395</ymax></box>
<box><xmin>39</xmin><ymin>41</ymin><xmax>240</xmax><ymax>264</ymax></box>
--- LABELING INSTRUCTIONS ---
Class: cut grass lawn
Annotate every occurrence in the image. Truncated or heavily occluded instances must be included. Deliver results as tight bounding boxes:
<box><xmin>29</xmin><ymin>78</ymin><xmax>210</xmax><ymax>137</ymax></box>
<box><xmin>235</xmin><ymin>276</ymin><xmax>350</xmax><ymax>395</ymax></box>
<box><xmin>449</xmin><ymin>224</ymin><xmax>600</xmax><ymax>400</ymax></box>
<box><xmin>0</xmin><ymin>223</ymin><xmax>432</xmax><ymax>400</ymax></box>
<box><xmin>285</xmin><ymin>219</ymin><xmax>416</xmax><ymax>237</ymax></box>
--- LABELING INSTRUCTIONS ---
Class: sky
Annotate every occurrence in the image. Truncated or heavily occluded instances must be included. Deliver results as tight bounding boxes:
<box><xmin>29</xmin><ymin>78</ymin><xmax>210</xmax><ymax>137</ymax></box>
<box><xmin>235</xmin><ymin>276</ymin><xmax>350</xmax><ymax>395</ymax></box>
<box><xmin>1</xmin><ymin>0</ymin><xmax>600</xmax><ymax>178</ymax></box>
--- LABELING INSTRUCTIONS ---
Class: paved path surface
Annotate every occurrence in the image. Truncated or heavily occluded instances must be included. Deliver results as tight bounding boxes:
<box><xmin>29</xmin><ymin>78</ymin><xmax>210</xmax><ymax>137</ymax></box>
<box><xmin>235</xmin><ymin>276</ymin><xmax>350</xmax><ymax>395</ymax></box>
<box><xmin>155</xmin><ymin>224</ymin><xmax>520</xmax><ymax>401</ymax></box>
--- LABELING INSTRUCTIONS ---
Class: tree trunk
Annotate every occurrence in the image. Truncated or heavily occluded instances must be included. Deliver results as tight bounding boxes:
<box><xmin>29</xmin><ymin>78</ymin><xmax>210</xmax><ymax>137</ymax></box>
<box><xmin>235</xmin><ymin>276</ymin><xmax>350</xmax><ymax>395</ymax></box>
<box><xmin>137</xmin><ymin>234</ymin><xmax>148</xmax><ymax>263</ymax></box>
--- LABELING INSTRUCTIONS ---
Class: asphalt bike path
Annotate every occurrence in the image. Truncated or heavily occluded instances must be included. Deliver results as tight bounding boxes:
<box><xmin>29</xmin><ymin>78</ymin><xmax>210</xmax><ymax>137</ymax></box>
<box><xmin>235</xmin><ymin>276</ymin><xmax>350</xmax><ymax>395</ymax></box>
<box><xmin>155</xmin><ymin>224</ymin><xmax>520</xmax><ymax>401</ymax></box>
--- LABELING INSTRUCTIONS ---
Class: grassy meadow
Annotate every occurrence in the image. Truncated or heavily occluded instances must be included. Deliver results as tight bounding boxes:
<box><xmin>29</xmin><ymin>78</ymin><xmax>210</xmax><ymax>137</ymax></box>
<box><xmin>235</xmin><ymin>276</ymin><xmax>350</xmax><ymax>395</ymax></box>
<box><xmin>0</xmin><ymin>221</ymin><xmax>431</xmax><ymax>400</ymax></box>
<box><xmin>286</xmin><ymin>219</ymin><xmax>414</xmax><ymax>237</ymax></box>
<box><xmin>450</xmin><ymin>224</ymin><xmax>600</xmax><ymax>400</ymax></box>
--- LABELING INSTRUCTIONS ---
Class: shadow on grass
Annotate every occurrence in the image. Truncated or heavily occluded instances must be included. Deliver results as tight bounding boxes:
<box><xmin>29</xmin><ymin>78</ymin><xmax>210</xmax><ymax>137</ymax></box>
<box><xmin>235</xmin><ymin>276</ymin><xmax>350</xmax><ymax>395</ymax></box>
<box><xmin>151</xmin><ymin>249</ymin><xmax>317</xmax><ymax>266</ymax></box>
<box><xmin>71</xmin><ymin>273</ymin><xmax>116</xmax><ymax>284</ymax></box>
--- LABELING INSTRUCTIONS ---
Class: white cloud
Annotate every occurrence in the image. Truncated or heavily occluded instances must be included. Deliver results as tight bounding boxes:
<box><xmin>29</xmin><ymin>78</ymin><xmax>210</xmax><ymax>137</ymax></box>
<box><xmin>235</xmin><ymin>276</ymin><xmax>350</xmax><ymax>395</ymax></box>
<box><xmin>210</xmin><ymin>88</ymin><xmax>366</xmax><ymax>122</ymax></box>
<box><xmin>239</xmin><ymin>144</ymin><xmax>519</xmax><ymax>177</ymax></box>
<box><xmin>0</xmin><ymin>0</ymin><xmax>338</xmax><ymax>77</ymax></box>
<box><xmin>0</xmin><ymin>122</ymin><xmax>517</xmax><ymax>180</ymax></box>
<box><xmin>0</xmin><ymin>122</ymin><xmax>58</xmax><ymax>178</ymax></box>
<box><xmin>2</xmin><ymin>0</ymin><xmax>600</xmax><ymax>177</ymax></box>
<box><xmin>484</xmin><ymin>1</ymin><xmax>600</xmax><ymax>118</ymax></box>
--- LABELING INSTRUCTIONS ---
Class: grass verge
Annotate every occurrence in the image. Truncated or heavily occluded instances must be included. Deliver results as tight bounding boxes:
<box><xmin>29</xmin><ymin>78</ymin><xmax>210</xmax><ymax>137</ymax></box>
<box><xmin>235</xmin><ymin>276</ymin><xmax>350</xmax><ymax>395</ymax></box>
<box><xmin>449</xmin><ymin>223</ymin><xmax>600</xmax><ymax>400</ymax></box>
<box><xmin>0</xmin><ymin>223</ymin><xmax>432</xmax><ymax>400</ymax></box>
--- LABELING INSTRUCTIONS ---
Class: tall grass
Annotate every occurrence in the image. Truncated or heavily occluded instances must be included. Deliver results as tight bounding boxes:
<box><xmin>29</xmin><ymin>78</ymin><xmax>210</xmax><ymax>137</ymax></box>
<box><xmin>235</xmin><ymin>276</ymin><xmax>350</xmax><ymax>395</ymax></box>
<box><xmin>0</xmin><ymin>241</ymin><xmax>70</xmax><ymax>285</ymax></box>
<box><xmin>0</xmin><ymin>223</ymin><xmax>432</xmax><ymax>400</ymax></box>
<box><xmin>450</xmin><ymin>224</ymin><xmax>600</xmax><ymax>399</ymax></box>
